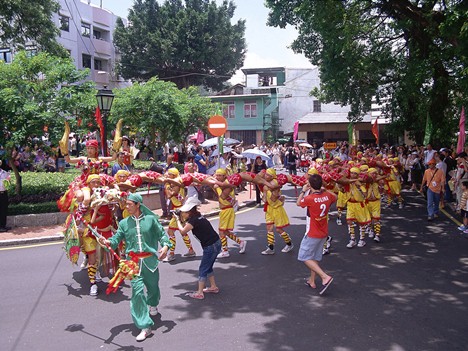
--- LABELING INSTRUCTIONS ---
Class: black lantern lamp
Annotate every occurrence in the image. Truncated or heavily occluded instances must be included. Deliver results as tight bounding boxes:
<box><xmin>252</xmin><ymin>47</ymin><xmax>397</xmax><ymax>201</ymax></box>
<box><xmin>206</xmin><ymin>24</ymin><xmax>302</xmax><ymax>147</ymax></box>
<box><xmin>95</xmin><ymin>86</ymin><xmax>114</xmax><ymax>156</ymax></box>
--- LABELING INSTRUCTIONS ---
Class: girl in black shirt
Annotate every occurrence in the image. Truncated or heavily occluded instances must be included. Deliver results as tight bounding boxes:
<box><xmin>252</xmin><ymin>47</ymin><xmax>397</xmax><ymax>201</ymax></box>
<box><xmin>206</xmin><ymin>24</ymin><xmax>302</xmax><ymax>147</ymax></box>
<box><xmin>176</xmin><ymin>197</ymin><xmax>222</xmax><ymax>299</ymax></box>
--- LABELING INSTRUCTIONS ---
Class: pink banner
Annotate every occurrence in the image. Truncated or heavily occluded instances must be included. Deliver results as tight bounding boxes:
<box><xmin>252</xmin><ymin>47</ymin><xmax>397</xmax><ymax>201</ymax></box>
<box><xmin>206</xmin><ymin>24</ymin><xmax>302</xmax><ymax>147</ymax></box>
<box><xmin>457</xmin><ymin>106</ymin><xmax>465</xmax><ymax>154</ymax></box>
<box><xmin>196</xmin><ymin>129</ymin><xmax>205</xmax><ymax>144</ymax></box>
<box><xmin>293</xmin><ymin>121</ymin><xmax>299</xmax><ymax>142</ymax></box>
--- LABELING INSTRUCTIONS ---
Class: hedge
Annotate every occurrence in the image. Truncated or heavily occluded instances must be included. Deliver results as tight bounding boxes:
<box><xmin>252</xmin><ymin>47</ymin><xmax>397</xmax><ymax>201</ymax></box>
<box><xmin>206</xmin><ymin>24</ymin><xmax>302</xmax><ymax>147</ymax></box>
<box><xmin>5</xmin><ymin>160</ymin><xmax>184</xmax><ymax>214</ymax></box>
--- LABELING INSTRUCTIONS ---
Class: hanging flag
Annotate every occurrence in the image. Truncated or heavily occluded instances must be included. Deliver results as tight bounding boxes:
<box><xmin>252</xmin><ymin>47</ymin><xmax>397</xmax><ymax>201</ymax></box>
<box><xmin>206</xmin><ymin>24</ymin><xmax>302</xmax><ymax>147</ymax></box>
<box><xmin>457</xmin><ymin>106</ymin><xmax>466</xmax><ymax>154</ymax></box>
<box><xmin>347</xmin><ymin>122</ymin><xmax>354</xmax><ymax>144</ymax></box>
<box><xmin>95</xmin><ymin>107</ymin><xmax>105</xmax><ymax>155</ymax></box>
<box><xmin>423</xmin><ymin>113</ymin><xmax>432</xmax><ymax>145</ymax></box>
<box><xmin>196</xmin><ymin>129</ymin><xmax>205</xmax><ymax>144</ymax></box>
<box><xmin>372</xmin><ymin>117</ymin><xmax>379</xmax><ymax>146</ymax></box>
<box><xmin>293</xmin><ymin>121</ymin><xmax>299</xmax><ymax>141</ymax></box>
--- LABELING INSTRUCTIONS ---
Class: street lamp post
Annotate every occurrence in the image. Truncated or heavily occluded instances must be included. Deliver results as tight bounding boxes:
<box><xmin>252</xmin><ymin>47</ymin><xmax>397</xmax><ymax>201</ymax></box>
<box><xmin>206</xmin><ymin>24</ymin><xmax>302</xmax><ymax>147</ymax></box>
<box><xmin>95</xmin><ymin>86</ymin><xmax>114</xmax><ymax>156</ymax></box>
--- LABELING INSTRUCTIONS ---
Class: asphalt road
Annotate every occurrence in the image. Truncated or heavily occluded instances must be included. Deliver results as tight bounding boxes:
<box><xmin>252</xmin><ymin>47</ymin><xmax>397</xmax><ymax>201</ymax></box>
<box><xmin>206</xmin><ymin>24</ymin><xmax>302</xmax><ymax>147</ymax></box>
<box><xmin>1</xmin><ymin>186</ymin><xmax>467</xmax><ymax>351</ymax></box>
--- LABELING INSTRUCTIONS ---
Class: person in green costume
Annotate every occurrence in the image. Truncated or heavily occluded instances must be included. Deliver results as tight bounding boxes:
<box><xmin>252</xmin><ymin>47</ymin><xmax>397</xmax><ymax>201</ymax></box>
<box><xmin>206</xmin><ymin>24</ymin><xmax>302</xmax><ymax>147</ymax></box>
<box><xmin>99</xmin><ymin>193</ymin><xmax>172</xmax><ymax>342</ymax></box>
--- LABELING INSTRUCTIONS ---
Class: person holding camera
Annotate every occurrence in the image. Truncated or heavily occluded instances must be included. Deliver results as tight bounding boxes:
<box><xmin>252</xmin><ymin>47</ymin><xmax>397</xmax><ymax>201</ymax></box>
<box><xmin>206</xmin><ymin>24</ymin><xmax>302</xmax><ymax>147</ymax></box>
<box><xmin>174</xmin><ymin>196</ymin><xmax>222</xmax><ymax>300</ymax></box>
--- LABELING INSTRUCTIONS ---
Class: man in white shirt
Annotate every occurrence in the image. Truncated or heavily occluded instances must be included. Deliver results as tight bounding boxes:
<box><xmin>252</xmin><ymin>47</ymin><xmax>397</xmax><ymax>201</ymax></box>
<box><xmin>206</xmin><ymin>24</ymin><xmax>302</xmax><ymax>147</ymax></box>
<box><xmin>424</xmin><ymin>144</ymin><xmax>436</xmax><ymax>168</ymax></box>
<box><xmin>0</xmin><ymin>160</ymin><xmax>11</xmax><ymax>232</ymax></box>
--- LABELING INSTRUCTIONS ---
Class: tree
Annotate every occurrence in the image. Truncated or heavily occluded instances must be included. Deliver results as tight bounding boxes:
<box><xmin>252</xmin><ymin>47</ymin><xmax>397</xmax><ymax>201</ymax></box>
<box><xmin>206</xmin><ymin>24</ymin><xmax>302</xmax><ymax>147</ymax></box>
<box><xmin>110</xmin><ymin>77</ymin><xmax>217</xmax><ymax>155</ymax></box>
<box><xmin>0</xmin><ymin>51</ymin><xmax>96</xmax><ymax>194</ymax></box>
<box><xmin>0</xmin><ymin>0</ymin><xmax>66</xmax><ymax>56</ymax></box>
<box><xmin>266</xmin><ymin>0</ymin><xmax>468</xmax><ymax>145</ymax></box>
<box><xmin>113</xmin><ymin>0</ymin><xmax>246</xmax><ymax>90</ymax></box>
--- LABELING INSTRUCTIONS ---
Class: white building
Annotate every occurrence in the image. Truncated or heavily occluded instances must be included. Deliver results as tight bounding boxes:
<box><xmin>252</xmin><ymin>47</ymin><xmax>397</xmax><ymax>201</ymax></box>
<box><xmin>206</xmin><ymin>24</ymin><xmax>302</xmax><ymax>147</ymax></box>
<box><xmin>54</xmin><ymin>0</ymin><xmax>129</xmax><ymax>89</ymax></box>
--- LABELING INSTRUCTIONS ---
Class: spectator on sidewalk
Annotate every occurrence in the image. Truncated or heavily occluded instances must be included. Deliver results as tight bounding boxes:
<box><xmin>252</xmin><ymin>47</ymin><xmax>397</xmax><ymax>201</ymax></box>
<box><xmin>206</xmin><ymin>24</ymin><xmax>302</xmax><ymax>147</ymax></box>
<box><xmin>0</xmin><ymin>160</ymin><xmax>11</xmax><ymax>232</ymax></box>
<box><xmin>421</xmin><ymin>158</ymin><xmax>445</xmax><ymax>221</ymax></box>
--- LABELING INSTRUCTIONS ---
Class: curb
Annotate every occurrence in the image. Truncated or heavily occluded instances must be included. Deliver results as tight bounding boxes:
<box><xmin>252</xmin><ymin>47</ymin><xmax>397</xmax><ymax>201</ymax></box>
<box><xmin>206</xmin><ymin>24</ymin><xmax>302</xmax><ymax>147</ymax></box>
<box><xmin>0</xmin><ymin>200</ymin><xmax>258</xmax><ymax>248</ymax></box>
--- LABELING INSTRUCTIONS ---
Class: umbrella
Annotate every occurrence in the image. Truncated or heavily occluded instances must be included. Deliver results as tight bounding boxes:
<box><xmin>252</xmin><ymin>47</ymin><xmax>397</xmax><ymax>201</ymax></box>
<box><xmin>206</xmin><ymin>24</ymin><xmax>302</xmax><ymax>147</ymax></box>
<box><xmin>299</xmin><ymin>142</ymin><xmax>313</xmax><ymax>148</ymax></box>
<box><xmin>211</xmin><ymin>146</ymin><xmax>233</xmax><ymax>157</ymax></box>
<box><xmin>294</xmin><ymin>139</ymin><xmax>306</xmax><ymax>143</ymax></box>
<box><xmin>201</xmin><ymin>137</ymin><xmax>240</xmax><ymax>148</ymax></box>
<box><xmin>241</xmin><ymin>149</ymin><xmax>270</xmax><ymax>161</ymax></box>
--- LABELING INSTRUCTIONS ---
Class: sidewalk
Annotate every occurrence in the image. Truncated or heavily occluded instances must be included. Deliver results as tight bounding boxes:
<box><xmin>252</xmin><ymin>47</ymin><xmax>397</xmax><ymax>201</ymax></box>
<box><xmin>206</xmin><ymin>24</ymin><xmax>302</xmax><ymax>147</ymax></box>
<box><xmin>0</xmin><ymin>187</ymin><xmax>257</xmax><ymax>247</ymax></box>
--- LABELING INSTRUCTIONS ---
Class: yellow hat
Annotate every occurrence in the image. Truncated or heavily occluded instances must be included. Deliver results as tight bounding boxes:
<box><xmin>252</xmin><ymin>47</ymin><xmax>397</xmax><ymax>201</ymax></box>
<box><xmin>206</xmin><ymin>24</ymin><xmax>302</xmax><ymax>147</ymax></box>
<box><xmin>348</xmin><ymin>160</ymin><xmax>355</xmax><ymax>165</ymax></box>
<box><xmin>393</xmin><ymin>157</ymin><xmax>399</xmax><ymax>162</ymax></box>
<box><xmin>359</xmin><ymin>165</ymin><xmax>369</xmax><ymax>171</ymax></box>
<box><xmin>361</xmin><ymin>157</ymin><xmax>368</xmax><ymax>163</ymax></box>
<box><xmin>266</xmin><ymin>168</ymin><xmax>277</xmax><ymax>178</ymax></box>
<box><xmin>315</xmin><ymin>158</ymin><xmax>323</xmax><ymax>163</ymax></box>
<box><xmin>167</xmin><ymin>168</ymin><xmax>179</xmax><ymax>176</ymax></box>
<box><xmin>215</xmin><ymin>168</ymin><xmax>227</xmax><ymax>176</ymax></box>
<box><xmin>307</xmin><ymin>167</ymin><xmax>319</xmax><ymax>175</ymax></box>
<box><xmin>368</xmin><ymin>168</ymin><xmax>378</xmax><ymax>173</ymax></box>
<box><xmin>350</xmin><ymin>167</ymin><xmax>360</xmax><ymax>174</ymax></box>
<box><xmin>115</xmin><ymin>170</ymin><xmax>130</xmax><ymax>178</ymax></box>
<box><xmin>86</xmin><ymin>174</ymin><xmax>100</xmax><ymax>184</ymax></box>
<box><xmin>328</xmin><ymin>160</ymin><xmax>335</xmax><ymax>166</ymax></box>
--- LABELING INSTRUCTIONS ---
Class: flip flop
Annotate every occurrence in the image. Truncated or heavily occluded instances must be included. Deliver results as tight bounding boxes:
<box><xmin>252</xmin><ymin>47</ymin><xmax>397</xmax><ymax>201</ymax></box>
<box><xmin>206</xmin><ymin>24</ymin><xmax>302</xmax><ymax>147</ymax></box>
<box><xmin>304</xmin><ymin>280</ymin><xmax>316</xmax><ymax>289</ymax></box>
<box><xmin>187</xmin><ymin>292</ymin><xmax>204</xmax><ymax>300</ymax></box>
<box><xmin>319</xmin><ymin>277</ymin><xmax>334</xmax><ymax>295</ymax></box>
<box><xmin>202</xmin><ymin>287</ymin><xmax>220</xmax><ymax>294</ymax></box>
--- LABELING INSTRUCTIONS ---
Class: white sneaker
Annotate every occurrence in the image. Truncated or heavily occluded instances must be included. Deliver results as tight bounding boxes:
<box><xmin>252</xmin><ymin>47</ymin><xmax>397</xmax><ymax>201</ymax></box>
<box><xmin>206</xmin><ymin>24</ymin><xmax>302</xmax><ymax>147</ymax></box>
<box><xmin>239</xmin><ymin>240</ymin><xmax>247</xmax><ymax>254</ymax></box>
<box><xmin>357</xmin><ymin>239</ymin><xmax>366</xmax><ymax>247</ymax></box>
<box><xmin>281</xmin><ymin>243</ymin><xmax>294</xmax><ymax>253</ymax></box>
<box><xmin>325</xmin><ymin>236</ymin><xmax>333</xmax><ymax>249</ymax></box>
<box><xmin>336</xmin><ymin>218</ymin><xmax>342</xmax><ymax>226</ymax></box>
<box><xmin>346</xmin><ymin>240</ymin><xmax>356</xmax><ymax>248</ymax></box>
<box><xmin>90</xmin><ymin>284</ymin><xmax>98</xmax><ymax>296</ymax></box>
<box><xmin>373</xmin><ymin>235</ymin><xmax>381</xmax><ymax>243</ymax></box>
<box><xmin>368</xmin><ymin>230</ymin><xmax>374</xmax><ymax>238</ymax></box>
<box><xmin>261</xmin><ymin>247</ymin><xmax>275</xmax><ymax>255</ymax></box>
<box><xmin>95</xmin><ymin>271</ymin><xmax>102</xmax><ymax>283</ymax></box>
<box><xmin>162</xmin><ymin>253</ymin><xmax>175</xmax><ymax>262</ymax></box>
<box><xmin>217</xmin><ymin>250</ymin><xmax>230</xmax><ymax>258</ymax></box>
<box><xmin>399</xmin><ymin>203</ymin><xmax>403</xmax><ymax>209</ymax></box>
<box><xmin>136</xmin><ymin>328</ymin><xmax>152</xmax><ymax>342</ymax></box>
<box><xmin>458</xmin><ymin>225</ymin><xmax>466</xmax><ymax>231</ymax></box>
<box><xmin>149</xmin><ymin>306</ymin><xmax>158</xmax><ymax>316</ymax></box>
<box><xmin>80</xmin><ymin>257</ymin><xmax>88</xmax><ymax>269</ymax></box>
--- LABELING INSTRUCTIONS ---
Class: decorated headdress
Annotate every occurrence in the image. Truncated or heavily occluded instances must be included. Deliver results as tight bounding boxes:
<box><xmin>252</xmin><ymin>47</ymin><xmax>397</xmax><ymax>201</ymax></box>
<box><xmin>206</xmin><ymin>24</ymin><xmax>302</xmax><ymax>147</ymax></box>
<box><xmin>167</xmin><ymin>168</ymin><xmax>180</xmax><ymax>176</ymax></box>
<box><xmin>307</xmin><ymin>167</ymin><xmax>319</xmax><ymax>175</ymax></box>
<box><xmin>115</xmin><ymin>170</ymin><xmax>130</xmax><ymax>179</ymax></box>
<box><xmin>86</xmin><ymin>174</ymin><xmax>101</xmax><ymax>184</ymax></box>
<box><xmin>215</xmin><ymin>168</ymin><xmax>227</xmax><ymax>176</ymax></box>
<box><xmin>266</xmin><ymin>168</ymin><xmax>277</xmax><ymax>179</ymax></box>
<box><xmin>86</xmin><ymin>140</ymin><xmax>99</xmax><ymax>148</ymax></box>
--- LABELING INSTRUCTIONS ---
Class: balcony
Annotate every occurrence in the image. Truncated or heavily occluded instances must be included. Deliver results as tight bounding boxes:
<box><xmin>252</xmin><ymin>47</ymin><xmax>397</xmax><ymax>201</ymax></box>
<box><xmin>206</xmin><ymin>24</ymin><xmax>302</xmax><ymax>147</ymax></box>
<box><xmin>92</xmin><ymin>38</ymin><xmax>112</xmax><ymax>55</ymax></box>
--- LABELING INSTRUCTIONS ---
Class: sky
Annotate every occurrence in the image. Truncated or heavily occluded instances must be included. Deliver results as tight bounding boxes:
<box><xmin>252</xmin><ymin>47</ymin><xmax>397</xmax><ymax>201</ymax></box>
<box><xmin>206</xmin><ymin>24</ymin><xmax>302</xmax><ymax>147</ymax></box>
<box><xmin>88</xmin><ymin>0</ymin><xmax>314</xmax><ymax>84</ymax></box>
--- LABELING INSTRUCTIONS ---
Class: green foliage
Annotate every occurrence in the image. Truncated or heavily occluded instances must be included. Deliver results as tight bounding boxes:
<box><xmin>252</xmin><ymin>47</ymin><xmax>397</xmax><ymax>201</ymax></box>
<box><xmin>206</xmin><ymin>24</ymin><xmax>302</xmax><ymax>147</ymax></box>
<box><xmin>110</xmin><ymin>77</ymin><xmax>216</xmax><ymax>149</ymax></box>
<box><xmin>132</xmin><ymin>160</ymin><xmax>153</xmax><ymax>170</ymax></box>
<box><xmin>113</xmin><ymin>0</ymin><xmax>246</xmax><ymax>90</ymax></box>
<box><xmin>0</xmin><ymin>0</ymin><xmax>66</xmax><ymax>56</ymax></box>
<box><xmin>9</xmin><ymin>202</ymin><xmax>59</xmax><ymax>215</ymax></box>
<box><xmin>0</xmin><ymin>51</ymin><xmax>96</xmax><ymax>149</ymax></box>
<box><xmin>6</xmin><ymin>172</ymin><xmax>76</xmax><ymax>198</ymax></box>
<box><xmin>266</xmin><ymin>0</ymin><xmax>468</xmax><ymax>145</ymax></box>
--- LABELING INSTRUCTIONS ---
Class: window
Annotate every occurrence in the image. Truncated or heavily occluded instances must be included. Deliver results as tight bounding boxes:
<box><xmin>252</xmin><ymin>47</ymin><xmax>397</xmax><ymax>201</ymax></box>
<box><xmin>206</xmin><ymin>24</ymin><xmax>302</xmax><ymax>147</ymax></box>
<box><xmin>82</xmin><ymin>54</ymin><xmax>91</xmax><ymax>69</ymax></box>
<box><xmin>313</xmin><ymin>100</ymin><xmax>322</xmax><ymax>112</ymax></box>
<box><xmin>244</xmin><ymin>101</ymin><xmax>257</xmax><ymax>118</ymax></box>
<box><xmin>60</xmin><ymin>16</ymin><xmax>69</xmax><ymax>32</ymax></box>
<box><xmin>222</xmin><ymin>102</ymin><xmax>235</xmax><ymax>119</ymax></box>
<box><xmin>229</xmin><ymin>130</ymin><xmax>257</xmax><ymax>146</ymax></box>
<box><xmin>94</xmin><ymin>59</ymin><xmax>102</xmax><ymax>71</ymax></box>
<box><xmin>0</xmin><ymin>48</ymin><xmax>12</xmax><ymax>63</ymax></box>
<box><xmin>93</xmin><ymin>29</ymin><xmax>101</xmax><ymax>40</ymax></box>
<box><xmin>25</xmin><ymin>46</ymin><xmax>37</xmax><ymax>58</ymax></box>
<box><xmin>81</xmin><ymin>22</ymin><xmax>91</xmax><ymax>37</ymax></box>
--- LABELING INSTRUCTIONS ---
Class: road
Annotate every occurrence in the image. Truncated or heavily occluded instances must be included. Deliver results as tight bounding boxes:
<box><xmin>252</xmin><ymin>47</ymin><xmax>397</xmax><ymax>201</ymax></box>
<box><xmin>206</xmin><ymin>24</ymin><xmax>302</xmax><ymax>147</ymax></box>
<box><xmin>1</xmin><ymin>186</ymin><xmax>467</xmax><ymax>351</ymax></box>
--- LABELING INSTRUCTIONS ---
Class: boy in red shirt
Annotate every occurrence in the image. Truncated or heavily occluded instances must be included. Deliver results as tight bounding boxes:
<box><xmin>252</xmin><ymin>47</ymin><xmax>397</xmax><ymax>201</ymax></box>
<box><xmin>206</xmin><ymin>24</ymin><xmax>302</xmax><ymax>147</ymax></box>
<box><xmin>297</xmin><ymin>174</ymin><xmax>336</xmax><ymax>295</ymax></box>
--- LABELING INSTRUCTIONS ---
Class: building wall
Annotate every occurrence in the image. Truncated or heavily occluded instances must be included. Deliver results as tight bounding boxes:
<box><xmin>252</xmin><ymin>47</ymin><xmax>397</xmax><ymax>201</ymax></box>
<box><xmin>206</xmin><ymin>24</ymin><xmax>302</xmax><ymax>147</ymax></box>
<box><xmin>278</xmin><ymin>67</ymin><xmax>350</xmax><ymax>134</ymax></box>
<box><xmin>54</xmin><ymin>0</ymin><xmax>129</xmax><ymax>89</ymax></box>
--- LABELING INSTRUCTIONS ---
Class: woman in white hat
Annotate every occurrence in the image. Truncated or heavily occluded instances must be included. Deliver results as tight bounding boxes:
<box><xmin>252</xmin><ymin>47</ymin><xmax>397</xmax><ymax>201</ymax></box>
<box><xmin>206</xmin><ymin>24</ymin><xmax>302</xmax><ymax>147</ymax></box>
<box><xmin>175</xmin><ymin>196</ymin><xmax>222</xmax><ymax>299</ymax></box>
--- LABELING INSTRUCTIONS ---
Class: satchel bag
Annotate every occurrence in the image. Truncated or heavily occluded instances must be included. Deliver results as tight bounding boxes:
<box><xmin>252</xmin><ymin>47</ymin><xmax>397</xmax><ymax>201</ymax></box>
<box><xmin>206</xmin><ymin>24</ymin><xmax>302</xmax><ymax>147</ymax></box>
<box><xmin>423</xmin><ymin>169</ymin><xmax>438</xmax><ymax>198</ymax></box>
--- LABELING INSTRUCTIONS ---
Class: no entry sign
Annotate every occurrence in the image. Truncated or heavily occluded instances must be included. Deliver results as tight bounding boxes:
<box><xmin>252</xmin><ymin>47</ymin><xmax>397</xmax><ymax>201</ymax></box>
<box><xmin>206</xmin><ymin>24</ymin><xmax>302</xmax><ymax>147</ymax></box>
<box><xmin>207</xmin><ymin>115</ymin><xmax>228</xmax><ymax>137</ymax></box>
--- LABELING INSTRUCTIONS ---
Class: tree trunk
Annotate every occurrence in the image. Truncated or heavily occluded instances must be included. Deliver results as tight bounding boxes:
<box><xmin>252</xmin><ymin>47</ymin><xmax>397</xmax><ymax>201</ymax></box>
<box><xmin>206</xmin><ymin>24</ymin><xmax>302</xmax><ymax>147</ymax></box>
<box><xmin>8</xmin><ymin>157</ymin><xmax>22</xmax><ymax>195</ymax></box>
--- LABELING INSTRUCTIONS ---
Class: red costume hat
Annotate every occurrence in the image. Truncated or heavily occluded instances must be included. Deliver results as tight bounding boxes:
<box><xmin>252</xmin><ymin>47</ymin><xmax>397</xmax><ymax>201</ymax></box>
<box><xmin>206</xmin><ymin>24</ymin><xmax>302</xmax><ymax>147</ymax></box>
<box><xmin>86</xmin><ymin>140</ymin><xmax>99</xmax><ymax>148</ymax></box>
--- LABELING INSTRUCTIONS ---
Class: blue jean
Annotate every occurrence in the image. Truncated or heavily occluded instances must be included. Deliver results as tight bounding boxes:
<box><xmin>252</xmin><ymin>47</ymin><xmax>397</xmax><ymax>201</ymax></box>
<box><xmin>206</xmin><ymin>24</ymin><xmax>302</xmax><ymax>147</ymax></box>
<box><xmin>427</xmin><ymin>189</ymin><xmax>441</xmax><ymax>218</ymax></box>
<box><xmin>199</xmin><ymin>240</ymin><xmax>221</xmax><ymax>282</ymax></box>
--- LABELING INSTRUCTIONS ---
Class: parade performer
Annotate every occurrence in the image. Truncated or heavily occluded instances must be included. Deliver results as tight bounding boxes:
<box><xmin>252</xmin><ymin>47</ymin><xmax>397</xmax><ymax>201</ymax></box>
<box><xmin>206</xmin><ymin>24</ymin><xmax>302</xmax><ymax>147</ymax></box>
<box><xmin>261</xmin><ymin>168</ymin><xmax>294</xmax><ymax>255</ymax></box>
<box><xmin>364</xmin><ymin>168</ymin><xmax>387</xmax><ymax>242</ymax></box>
<box><xmin>163</xmin><ymin>167</ymin><xmax>196</xmax><ymax>262</ymax></box>
<box><xmin>212</xmin><ymin>168</ymin><xmax>247</xmax><ymax>258</ymax></box>
<box><xmin>98</xmin><ymin>193</ymin><xmax>172</xmax><ymax>342</ymax></box>
<box><xmin>384</xmin><ymin>157</ymin><xmax>404</xmax><ymax>209</ymax></box>
<box><xmin>296</xmin><ymin>174</ymin><xmax>336</xmax><ymax>295</ymax></box>
<box><xmin>174</xmin><ymin>196</ymin><xmax>222</xmax><ymax>300</ymax></box>
<box><xmin>343</xmin><ymin>167</ymin><xmax>371</xmax><ymax>248</ymax></box>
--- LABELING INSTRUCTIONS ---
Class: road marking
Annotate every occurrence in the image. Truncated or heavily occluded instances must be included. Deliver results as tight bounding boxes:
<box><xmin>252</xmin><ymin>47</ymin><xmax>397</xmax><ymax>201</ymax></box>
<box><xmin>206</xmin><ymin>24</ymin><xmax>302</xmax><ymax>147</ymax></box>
<box><xmin>441</xmin><ymin>208</ymin><xmax>462</xmax><ymax>226</ymax></box>
<box><xmin>0</xmin><ymin>241</ymin><xmax>62</xmax><ymax>251</ymax></box>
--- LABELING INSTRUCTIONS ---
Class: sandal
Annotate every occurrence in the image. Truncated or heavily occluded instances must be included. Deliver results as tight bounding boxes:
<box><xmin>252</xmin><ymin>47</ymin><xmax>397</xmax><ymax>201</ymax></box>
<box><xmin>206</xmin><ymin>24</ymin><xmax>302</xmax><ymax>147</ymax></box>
<box><xmin>187</xmin><ymin>292</ymin><xmax>204</xmax><ymax>300</ymax></box>
<box><xmin>304</xmin><ymin>280</ymin><xmax>316</xmax><ymax>289</ymax></box>
<box><xmin>203</xmin><ymin>287</ymin><xmax>220</xmax><ymax>294</ymax></box>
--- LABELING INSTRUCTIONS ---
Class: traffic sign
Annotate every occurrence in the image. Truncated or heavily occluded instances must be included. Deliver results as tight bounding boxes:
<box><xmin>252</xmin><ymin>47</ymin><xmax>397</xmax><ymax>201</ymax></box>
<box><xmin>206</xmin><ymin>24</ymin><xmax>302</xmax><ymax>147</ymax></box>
<box><xmin>207</xmin><ymin>115</ymin><xmax>228</xmax><ymax>137</ymax></box>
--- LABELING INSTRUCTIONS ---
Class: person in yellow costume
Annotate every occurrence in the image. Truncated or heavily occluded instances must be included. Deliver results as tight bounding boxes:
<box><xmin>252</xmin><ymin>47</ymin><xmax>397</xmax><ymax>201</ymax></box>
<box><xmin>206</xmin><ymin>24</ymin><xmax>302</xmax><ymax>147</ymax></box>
<box><xmin>163</xmin><ymin>168</ymin><xmax>195</xmax><ymax>262</ymax></box>
<box><xmin>385</xmin><ymin>157</ymin><xmax>404</xmax><ymax>209</ymax></box>
<box><xmin>212</xmin><ymin>168</ymin><xmax>247</xmax><ymax>258</ymax></box>
<box><xmin>365</xmin><ymin>168</ymin><xmax>387</xmax><ymax>243</ymax></box>
<box><xmin>344</xmin><ymin>167</ymin><xmax>371</xmax><ymax>248</ymax></box>
<box><xmin>261</xmin><ymin>168</ymin><xmax>294</xmax><ymax>255</ymax></box>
